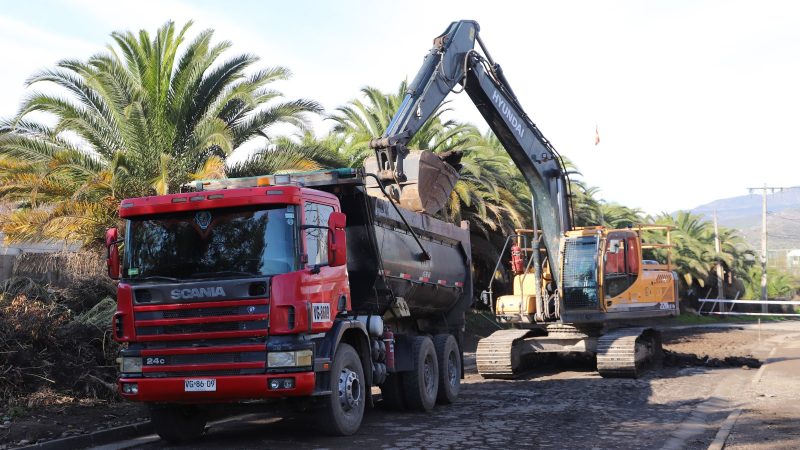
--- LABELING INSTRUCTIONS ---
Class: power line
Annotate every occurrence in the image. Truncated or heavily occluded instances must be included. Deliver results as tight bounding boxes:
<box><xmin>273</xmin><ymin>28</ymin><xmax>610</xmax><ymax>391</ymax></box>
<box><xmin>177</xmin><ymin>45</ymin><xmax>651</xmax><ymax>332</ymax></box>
<box><xmin>768</xmin><ymin>215</ymin><xmax>800</xmax><ymax>224</ymax></box>
<box><xmin>746</xmin><ymin>185</ymin><xmax>796</xmax><ymax>305</ymax></box>
<box><xmin>767</xmin><ymin>233</ymin><xmax>799</xmax><ymax>240</ymax></box>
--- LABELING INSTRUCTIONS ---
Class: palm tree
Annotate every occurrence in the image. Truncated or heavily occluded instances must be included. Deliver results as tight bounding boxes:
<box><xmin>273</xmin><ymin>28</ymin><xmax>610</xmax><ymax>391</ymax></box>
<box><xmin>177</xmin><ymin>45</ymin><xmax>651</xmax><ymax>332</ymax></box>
<box><xmin>650</xmin><ymin>211</ymin><xmax>714</xmax><ymax>289</ymax></box>
<box><xmin>0</xmin><ymin>21</ymin><xmax>320</xmax><ymax>247</ymax></box>
<box><xmin>329</xmin><ymin>82</ymin><xmax>469</xmax><ymax>167</ymax></box>
<box><xmin>743</xmin><ymin>267</ymin><xmax>797</xmax><ymax>300</ymax></box>
<box><xmin>598</xmin><ymin>203</ymin><xmax>644</xmax><ymax>229</ymax></box>
<box><xmin>226</xmin><ymin>134</ymin><xmax>349</xmax><ymax>178</ymax></box>
<box><xmin>648</xmin><ymin>211</ymin><xmax>755</xmax><ymax>304</ymax></box>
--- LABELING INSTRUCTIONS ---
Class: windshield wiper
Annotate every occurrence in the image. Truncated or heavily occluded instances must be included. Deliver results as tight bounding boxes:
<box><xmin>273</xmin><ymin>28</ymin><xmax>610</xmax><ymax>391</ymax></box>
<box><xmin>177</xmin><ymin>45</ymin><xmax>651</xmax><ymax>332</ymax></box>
<box><xmin>188</xmin><ymin>270</ymin><xmax>257</xmax><ymax>279</ymax></box>
<box><xmin>136</xmin><ymin>275</ymin><xmax>181</xmax><ymax>282</ymax></box>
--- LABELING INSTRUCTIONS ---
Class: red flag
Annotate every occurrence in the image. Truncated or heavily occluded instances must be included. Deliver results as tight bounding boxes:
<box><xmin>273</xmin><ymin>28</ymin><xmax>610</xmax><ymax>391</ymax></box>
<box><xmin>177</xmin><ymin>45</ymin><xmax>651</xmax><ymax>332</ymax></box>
<box><xmin>594</xmin><ymin>124</ymin><xmax>600</xmax><ymax>146</ymax></box>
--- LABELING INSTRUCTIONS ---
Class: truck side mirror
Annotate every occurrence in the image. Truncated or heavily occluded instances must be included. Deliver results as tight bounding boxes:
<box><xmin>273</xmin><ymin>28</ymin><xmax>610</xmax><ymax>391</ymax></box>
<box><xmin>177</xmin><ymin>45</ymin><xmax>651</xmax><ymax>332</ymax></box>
<box><xmin>106</xmin><ymin>228</ymin><xmax>120</xmax><ymax>280</ymax></box>
<box><xmin>327</xmin><ymin>212</ymin><xmax>347</xmax><ymax>267</ymax></box>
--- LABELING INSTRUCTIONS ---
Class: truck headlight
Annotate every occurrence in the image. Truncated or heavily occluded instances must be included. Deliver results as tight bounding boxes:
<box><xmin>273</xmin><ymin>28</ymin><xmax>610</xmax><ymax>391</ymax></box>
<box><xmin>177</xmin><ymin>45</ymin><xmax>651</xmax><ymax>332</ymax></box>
<box><xmin>268</xmin><ymin>350</ymin><xmax>312</xmax><ymax>368</ymax></box>
<box><xmin>121</xmin><ymin>357</ymin><xmax>143</xmax><ymax>373</ymax></box>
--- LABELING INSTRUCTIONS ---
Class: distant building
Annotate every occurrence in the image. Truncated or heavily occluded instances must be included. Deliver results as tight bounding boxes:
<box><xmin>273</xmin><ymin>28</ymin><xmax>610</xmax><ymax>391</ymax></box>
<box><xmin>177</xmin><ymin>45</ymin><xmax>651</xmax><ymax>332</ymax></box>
<box><xmin>788</xmin><ymin>249</ymin><xmax>800</xmax><ymax>271</ymax></box>
<box><xmin>0</xmin><ymin>233</ymin><xmax>76</xmax><ymax>256</ymax></box>
<box><xmin>0</xmin><ymin>232</ymin><xmax>79</xmax><ymax>281</ymax></box>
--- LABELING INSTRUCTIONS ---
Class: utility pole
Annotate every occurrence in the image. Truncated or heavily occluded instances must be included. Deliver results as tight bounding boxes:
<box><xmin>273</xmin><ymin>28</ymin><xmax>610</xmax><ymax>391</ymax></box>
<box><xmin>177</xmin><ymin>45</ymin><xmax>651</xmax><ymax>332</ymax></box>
<box><xmin>747</xmin><ymin>185</ymin><xmax>789</xmax><ymax>313</ymax></box>
<box><xmin>713</xmin><ymin>211</ymin><xmax>724</xmax><ymax>299</ymax></box>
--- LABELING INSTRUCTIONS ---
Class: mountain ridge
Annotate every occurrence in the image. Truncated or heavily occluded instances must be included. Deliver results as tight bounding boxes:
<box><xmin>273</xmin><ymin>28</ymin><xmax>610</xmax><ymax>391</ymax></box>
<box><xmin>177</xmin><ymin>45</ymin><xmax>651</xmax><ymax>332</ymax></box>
<box><xmin>687</xmin><ymin>187</ymin><xmax>800</xmax><ymax>252</ymax></box>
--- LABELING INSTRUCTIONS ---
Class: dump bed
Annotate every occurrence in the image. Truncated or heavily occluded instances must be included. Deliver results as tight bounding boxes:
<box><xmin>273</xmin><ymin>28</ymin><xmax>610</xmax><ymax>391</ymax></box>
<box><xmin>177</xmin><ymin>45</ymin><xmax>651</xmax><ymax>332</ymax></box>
<box><xmin>184</xmin><ymin>168</ymin><xmax>473</xmax><ymax>326</ymax></box>
<box><xmin>300</xmin><ymin>170</ymin><xmax>472</xmax><ymax>326</ymax></box>
<box><xmin>338</xmin><ymin>189</ymin><xmax>472</xmax><ymax>320</ymax></box>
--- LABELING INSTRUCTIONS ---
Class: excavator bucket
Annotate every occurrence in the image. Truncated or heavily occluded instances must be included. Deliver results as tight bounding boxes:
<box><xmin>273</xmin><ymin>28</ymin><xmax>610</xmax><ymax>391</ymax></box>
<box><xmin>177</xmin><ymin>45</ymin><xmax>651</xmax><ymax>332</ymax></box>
<box><xmin>363</xmin><ymin>150</ymin><xmax>459</xmax><ymax>215</ymax></box>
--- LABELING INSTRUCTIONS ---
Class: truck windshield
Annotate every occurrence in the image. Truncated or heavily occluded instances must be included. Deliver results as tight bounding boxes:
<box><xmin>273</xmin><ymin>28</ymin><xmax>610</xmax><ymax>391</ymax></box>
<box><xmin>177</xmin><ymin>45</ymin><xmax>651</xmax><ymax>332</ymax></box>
<box><xmin>124</xmin><ymin>205</ymin><xmax>297</xmax><ymax>280</ymax></box>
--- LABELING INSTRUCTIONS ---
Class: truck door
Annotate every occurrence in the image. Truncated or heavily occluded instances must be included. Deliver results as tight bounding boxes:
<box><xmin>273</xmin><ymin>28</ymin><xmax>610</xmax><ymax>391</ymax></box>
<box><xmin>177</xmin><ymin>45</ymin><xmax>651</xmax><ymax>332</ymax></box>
<box><xmin>300</xmin><ymin>200</ymin><xmax>345</xmax><ymax>329</ymax></box>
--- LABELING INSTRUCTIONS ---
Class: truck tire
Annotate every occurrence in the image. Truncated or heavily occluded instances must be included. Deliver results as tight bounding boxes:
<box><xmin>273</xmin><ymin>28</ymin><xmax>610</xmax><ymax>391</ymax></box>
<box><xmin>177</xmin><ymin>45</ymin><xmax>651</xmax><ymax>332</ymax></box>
<box><xmin>148</xmin><ymin>404</ymin><xmax>206</xmax><ymax>443</ymax></box>
<box><xmin>402</xmin><ymin>336</ymin><xmax>438</xmax><ymax>412</ymax></box>
<box><xmin>380</xmin><ymin>373</ymin><xmax>406</xmax><ymax>410</ymax></box>
<box><xmin>315</xmin><ymin>343</ymin><xmax>365</xmax><ymax>435</ymax></box>
<box><xmin>434</xmin><ymin>334</ymin><xmax>461</xmax><ymax>404</ymax></box>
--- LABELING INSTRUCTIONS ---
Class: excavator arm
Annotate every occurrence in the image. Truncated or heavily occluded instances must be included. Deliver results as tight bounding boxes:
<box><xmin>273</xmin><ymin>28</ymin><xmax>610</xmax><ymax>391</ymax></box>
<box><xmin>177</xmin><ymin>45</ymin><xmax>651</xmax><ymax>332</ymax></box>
<box><xmin>372</xmin><ymin>20</ymin><xmax>572</xmax><ymax>287</ymax></box>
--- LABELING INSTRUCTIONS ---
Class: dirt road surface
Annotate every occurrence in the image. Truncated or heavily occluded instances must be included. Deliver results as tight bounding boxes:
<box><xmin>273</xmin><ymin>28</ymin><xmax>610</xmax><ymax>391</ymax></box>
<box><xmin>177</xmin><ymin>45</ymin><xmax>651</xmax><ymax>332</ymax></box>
<box><xmin>88</xmin><ymin>321</ymin><xmax>800</xmax><ymax>450</ymax></box>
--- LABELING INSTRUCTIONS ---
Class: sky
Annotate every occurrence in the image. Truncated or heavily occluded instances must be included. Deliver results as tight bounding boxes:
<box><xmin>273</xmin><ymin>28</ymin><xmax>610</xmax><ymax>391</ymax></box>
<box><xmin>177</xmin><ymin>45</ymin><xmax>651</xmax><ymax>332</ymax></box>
<box><xmin>1</xmin><ymin>0</ymin><xmax>798</xmax><ymax>214</ymax></box>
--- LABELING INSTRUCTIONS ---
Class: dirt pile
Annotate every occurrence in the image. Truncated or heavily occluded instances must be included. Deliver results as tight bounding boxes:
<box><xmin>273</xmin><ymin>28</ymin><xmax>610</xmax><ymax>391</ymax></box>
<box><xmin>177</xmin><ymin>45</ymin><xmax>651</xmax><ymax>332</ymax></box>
<box><xmin>663</xmin><ymin>350</ymin><xmax>761</xmax><ymax>368</ymax></box>
<box><xmin>0</xmin><ymin>277</ymin><xmax>119</xmax><ymax>408</ymax></box>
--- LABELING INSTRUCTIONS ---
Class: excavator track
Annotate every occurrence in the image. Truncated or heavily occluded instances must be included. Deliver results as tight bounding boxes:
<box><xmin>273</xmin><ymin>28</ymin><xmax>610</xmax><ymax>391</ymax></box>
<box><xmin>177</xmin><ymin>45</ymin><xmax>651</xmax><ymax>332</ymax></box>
<box><xmin>476</xmin><ymin>329</ymin><xmax>534</xmax><ymax>379</ymax></box>
<box><xmin>595</xmin><ymin>328</ymin><xmax>662</xmax><ymax>378</ymax></box>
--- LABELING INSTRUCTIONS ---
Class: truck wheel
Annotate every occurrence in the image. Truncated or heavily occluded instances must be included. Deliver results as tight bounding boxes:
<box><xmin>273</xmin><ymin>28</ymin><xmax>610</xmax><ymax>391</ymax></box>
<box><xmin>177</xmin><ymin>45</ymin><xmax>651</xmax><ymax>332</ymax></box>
<box><xmin>315</xmin><ymin>343</ymin><xmax>365</xmax><ymax>435</ymax></box>
<box><xmin>379</xmin><ymin>373</ymin><xmax>406</xmax><ymax>410</ymax></box>
<box><xmin>434</xmin><ymin>334</ymin><xmax>461</xmax><ymax>404</ymax></box>
<box><xmin>148</xmin><ymin>404</ymin><xmax>206</xmax><ymax>443</ymax></box>
<box><xmin>402</xmin><ymin>336</ymin><xmax>438</xmax><ymax>412</ymax></box>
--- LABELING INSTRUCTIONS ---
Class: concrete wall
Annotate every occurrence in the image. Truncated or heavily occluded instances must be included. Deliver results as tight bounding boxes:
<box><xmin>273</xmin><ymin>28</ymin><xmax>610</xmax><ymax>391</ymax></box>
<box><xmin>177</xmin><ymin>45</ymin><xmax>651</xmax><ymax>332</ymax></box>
<box><xmin>0</xmin><ymin>254</ymin><xmax>14</xmax><ymax>282</ymax></box>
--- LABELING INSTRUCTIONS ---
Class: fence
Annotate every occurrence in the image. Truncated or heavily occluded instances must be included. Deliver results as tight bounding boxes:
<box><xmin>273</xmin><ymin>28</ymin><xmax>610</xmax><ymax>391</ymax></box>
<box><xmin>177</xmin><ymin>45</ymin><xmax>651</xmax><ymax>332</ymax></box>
<box><xmin>698</xmin><ymin>298</ymin><xmax>800</xmax><ymax>317</ymax></box>
<box><xmin>0</xmin><ymin>250</ymin><xmax>105</xmax><ymax>285</ymax></box>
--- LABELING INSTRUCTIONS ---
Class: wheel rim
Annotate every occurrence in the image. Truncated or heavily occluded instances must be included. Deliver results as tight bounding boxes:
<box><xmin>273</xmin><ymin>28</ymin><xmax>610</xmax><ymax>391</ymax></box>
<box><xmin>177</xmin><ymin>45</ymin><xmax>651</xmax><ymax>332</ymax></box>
<box><xmin>447</xmin><ymin>350</ymin><xmax>459</xmax><ymax>388</ymax></box>
<box><xmin>338</xmin><ymin>367</ymin><xmax>361</xmax><ymax>412</ymax></box>
<box><xmin>423</xmin><ymin>353</ymin><xmax>436</xmax><ymax>396</ymax></box>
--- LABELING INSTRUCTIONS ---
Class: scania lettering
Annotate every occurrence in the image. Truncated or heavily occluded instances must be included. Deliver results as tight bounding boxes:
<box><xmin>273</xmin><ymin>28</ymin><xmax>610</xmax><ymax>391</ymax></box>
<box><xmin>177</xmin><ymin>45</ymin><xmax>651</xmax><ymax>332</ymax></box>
<box><xmin>170</xmin><ymin>287</ymin><xmax>226</xmax><ymax>300</ymax></box>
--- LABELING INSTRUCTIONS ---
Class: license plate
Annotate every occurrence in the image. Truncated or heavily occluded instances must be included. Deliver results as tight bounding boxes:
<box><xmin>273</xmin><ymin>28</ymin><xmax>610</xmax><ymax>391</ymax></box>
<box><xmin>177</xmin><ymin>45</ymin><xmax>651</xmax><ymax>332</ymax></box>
<box><xmin>184</xmin><ymin>378</ymin><xmax>216</xmax><ymax>392</ymax></box>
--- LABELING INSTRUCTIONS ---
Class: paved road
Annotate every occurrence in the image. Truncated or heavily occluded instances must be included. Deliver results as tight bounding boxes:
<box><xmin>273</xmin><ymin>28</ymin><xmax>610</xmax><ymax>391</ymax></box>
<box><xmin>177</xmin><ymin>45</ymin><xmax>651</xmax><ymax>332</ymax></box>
<box><xmin>96</xmin><ymin>322</ymin><xmax>800</xmax><ymax>450</ymax></box>
<box><xmin>723</xmin><ymin>324</ymin><xmax>800</xmax><ymax>450</ymax></box>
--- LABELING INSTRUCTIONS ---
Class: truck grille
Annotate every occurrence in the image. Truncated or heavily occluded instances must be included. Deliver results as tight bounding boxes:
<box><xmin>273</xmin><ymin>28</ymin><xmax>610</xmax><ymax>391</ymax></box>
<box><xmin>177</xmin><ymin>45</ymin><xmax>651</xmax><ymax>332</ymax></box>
<box><xmin>133</xmin><ymin>299</ymin><xmax>268</xmax><ymax>341</ymax></box>
<box><xmin>136</xmin><ymin>343</ymin><xmax>267</xmax><ymax>377</ymax></box>
<box><xmin>137</xmin><ymin>320</ymin><xmax>268</xmax><ymax>336</ymax></box>
<box><xmin>135</xmin><ymin>304</ymin><xmax>267</xmax><ymax>320</ymax></box>
<box><xmin>131</xmin><ymin>297</ymin><xmax>269</xmax><ymax>376</ymax></box>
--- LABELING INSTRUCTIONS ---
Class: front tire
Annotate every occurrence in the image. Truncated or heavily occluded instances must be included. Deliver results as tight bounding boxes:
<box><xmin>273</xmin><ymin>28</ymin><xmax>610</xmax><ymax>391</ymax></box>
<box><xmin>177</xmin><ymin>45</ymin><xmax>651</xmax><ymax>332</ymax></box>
<box><xmin>316</xmin><ymin>343</ymin><xmax>365</xmax><ymax>435</ymax></box>
<box><xmin>148</xmin><ymin>404</ymin><xmax>207</xmax><ymax>444</ymax></box>
<box><xmin>434</xmin><ymin>334</ymin><xmax>461</xmax><ymax>405</ymax></box>
<box><xmin>402</xmin><ymin>336</ymin><xmax>438</xmax><ymax>411</ymax></box>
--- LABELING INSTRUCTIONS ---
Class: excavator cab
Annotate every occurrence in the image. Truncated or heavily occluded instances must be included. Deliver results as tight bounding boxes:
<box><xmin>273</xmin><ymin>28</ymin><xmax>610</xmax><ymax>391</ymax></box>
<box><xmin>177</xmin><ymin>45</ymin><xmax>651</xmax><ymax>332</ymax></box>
<box><xmin>560</xmin><ymin>226</ymin><xmax>679</xmax><ymax>323</ymax></box>
<box><xmin>491</xmin><ymin>226</ymin><xmax>679</xmax><ymax>325</ymax></box>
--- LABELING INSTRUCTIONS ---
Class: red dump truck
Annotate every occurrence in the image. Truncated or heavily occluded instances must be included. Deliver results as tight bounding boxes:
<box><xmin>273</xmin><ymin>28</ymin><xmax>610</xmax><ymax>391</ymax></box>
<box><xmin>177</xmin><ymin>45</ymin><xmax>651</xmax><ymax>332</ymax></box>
<box><xmin>107</xmin><ymin>167</ymin><xmax>472</xmax><ymax>441</ymax></box>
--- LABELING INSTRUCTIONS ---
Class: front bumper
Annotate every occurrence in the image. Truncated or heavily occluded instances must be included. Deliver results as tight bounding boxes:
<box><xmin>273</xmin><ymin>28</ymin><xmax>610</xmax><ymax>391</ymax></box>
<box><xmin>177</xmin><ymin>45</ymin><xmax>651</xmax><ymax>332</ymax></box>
<box><xmin>118</xmin><ymin>372</ymin><xmax>315</xmax><ymax>402</ymax></box>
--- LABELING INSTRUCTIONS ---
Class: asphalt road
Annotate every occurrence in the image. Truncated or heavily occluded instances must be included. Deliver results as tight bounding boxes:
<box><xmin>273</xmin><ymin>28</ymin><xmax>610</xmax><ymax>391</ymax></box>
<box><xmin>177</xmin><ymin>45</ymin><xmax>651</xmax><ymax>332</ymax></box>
<box><xmin>94</xmin><ymin>322</ymin><xmax>800</xmax><ymax>450</ymax></box>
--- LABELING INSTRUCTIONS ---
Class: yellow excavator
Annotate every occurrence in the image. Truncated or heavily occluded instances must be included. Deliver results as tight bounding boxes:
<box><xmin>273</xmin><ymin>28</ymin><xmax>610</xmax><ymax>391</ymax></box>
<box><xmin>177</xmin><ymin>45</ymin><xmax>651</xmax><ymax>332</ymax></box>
<box><xmin>370</xmin><ymin>20</ymin><xmax>679</xmax><ymax>378</ymax></box>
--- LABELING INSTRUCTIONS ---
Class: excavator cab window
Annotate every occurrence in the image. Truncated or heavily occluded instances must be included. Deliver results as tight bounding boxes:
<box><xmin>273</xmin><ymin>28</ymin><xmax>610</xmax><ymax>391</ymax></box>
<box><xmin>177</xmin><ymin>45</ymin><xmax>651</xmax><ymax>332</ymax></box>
<box><xmin>603</xmin><ymin>233</ymin><xmax>640</xmax><ymax>298</ymax></box>
<box><xmin>561</xmin><ymin>236</ymin><xmax>600</xmax><ymax>310</ymax></box>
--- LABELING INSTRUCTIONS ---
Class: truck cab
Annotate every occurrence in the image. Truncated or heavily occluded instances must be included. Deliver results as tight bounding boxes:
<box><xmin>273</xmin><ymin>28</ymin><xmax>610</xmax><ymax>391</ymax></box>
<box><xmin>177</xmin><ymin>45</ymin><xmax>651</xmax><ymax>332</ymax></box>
<box><xmin>107</xmin><ymin>169</ymin><xmax>471</xmax><ymax>441</ymax></box>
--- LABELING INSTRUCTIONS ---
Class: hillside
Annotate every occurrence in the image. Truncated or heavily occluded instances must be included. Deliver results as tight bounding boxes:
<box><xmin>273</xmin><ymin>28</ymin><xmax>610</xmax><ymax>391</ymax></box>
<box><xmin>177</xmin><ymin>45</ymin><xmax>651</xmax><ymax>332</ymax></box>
<box><xmin>689</xmin><ymin>187</ymin><xmax>800</xmax><ymax>253</ymax></box>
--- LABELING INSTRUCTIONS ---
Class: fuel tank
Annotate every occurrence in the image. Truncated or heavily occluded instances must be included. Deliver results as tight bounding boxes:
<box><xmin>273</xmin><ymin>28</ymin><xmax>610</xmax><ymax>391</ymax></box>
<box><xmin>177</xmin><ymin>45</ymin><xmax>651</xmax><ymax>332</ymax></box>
<box><xmin>337</xmin><ymin>188</ymin><xmax>472</xmax><ymax>321</ymax></box>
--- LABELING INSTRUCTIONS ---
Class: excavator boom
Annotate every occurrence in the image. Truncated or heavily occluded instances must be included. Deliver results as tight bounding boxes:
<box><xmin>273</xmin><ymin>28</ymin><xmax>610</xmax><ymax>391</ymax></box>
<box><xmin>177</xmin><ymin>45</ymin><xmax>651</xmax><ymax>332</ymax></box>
<box><xmin>371</xmin><ymin>20</ymin><xmax>572</xmax><ymax>287</ymax></box>
<box><xmin>374</xmin><ymin>20</ymin><xmax>679</xmax><ymax>379</ymax></box>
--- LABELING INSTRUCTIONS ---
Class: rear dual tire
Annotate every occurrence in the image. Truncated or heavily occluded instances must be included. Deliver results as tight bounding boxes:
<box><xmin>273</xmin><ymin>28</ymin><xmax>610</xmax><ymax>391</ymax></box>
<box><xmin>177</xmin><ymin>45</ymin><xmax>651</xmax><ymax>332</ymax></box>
<box><xmin>402</xmin><ymin>336</ymin><xmax>439</xmax><ymax>411</ymax></box>
<box><xmin>380</xmin><ymin>334</ymin><xmax>461</xmax><ymax>410</ymax></box>
<box><xmin>433</xmin><ymin>334</ymin><xmax>461</xmax><ymax>405</ymax></box>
